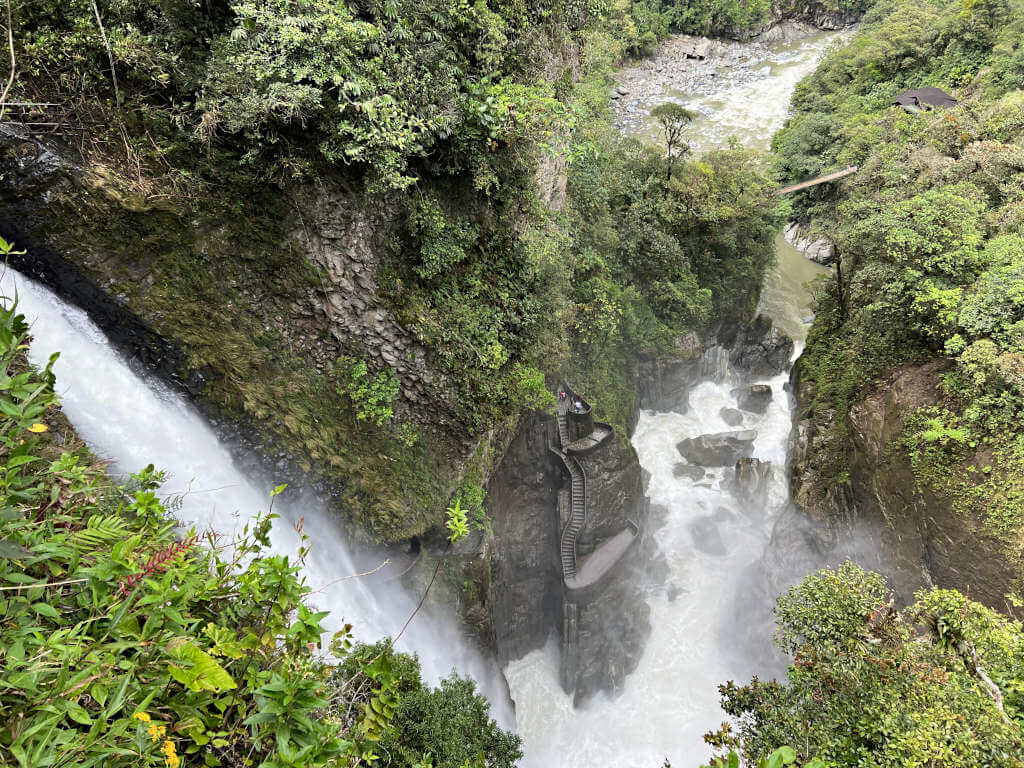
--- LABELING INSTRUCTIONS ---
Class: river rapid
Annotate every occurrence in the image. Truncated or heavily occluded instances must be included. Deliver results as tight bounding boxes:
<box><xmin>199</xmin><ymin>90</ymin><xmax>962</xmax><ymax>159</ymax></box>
<box><xmin>503</xmin><ymin>28</ymin><xmax>837</xmax><ymax>767</ymax></box>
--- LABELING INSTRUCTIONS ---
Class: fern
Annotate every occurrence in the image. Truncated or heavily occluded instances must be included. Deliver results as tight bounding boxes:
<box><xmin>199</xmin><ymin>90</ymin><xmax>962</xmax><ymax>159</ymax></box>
<box><xmin>73</xmin><ymin>515</ymin><xmax>131</xmax><ymax>552</ymax></box>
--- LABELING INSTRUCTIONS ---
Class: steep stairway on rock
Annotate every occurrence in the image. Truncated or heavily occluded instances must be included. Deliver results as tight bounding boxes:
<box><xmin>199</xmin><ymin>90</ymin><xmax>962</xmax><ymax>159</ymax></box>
<box><xmin>553</xmin><ymin>399</ymin><xmax>588</xmax><ymax>579</ymax></box>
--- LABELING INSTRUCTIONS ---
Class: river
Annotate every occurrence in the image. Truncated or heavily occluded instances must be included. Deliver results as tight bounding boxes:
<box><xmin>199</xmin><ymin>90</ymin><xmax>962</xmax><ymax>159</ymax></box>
<box><xmin>503</xmin><ymin>29</ymin><xmax>836</xmax><ymax>767</ymax></box>
<box><xmin>3</xmin><ymin>23</ymin><xmax>837</xmax><ymax>768</ymax></box>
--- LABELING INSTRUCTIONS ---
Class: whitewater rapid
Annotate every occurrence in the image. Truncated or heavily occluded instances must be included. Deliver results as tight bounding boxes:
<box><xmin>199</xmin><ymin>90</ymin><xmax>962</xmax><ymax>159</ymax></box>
<box><xmin>0</xmin><ymin>267</ymin><xmax>513</xmax><ymax>724</ymax></box>
<box><xmin>504</xmin><ymin>28</ymin><xmax>835</xmax><ymax>767</ymax></box>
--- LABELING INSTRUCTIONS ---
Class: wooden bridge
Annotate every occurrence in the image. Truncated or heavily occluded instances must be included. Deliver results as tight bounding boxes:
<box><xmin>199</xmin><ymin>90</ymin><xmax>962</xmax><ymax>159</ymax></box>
<box><xmin>776</xmin><ymin>165</ymin><xmax>859</xmax><ymax>196</ymax></box>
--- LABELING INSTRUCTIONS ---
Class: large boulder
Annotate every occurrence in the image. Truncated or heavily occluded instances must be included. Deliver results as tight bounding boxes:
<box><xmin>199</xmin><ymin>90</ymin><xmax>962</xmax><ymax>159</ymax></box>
<box><xmin>689</xmin><ymin>516</ymin><xmax>727</xmax><ymax>556</ymax></box>
<box><xmin>719</xmin><ymin>406</ymin><xmax>744</xmax><ymax>426</ymax></box>
<box><xmin>677</xmin><ymin>430</ymin><xmax>757</xmax><ymax>466</ymax></box>
<box><xmin>729</xmin><ymin>314</ymin><xmax>794</xmax><ymax>377</ymax></box>
<box><xmin>734</xmin><ymin>384</ymin><xmax>772</xmax><ymax>414</ymax></box>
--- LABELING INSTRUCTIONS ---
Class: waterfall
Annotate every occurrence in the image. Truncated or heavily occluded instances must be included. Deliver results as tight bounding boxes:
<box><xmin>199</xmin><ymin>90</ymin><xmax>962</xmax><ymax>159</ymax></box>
<box><xmin>0</xmin><ymin>266</ymin><xmax>513</xmax><ymax>725</ymax></box>
<box><xmin>505</xmin><ymin>29</ymin><xmax>836</xmax><ymax>766</ymax></box>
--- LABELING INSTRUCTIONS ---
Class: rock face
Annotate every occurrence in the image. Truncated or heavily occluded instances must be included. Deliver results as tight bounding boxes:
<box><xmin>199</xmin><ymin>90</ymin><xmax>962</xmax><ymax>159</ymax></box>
<box><xmin>637</xmin><ymin>332</ymin><xmax>706</xmax><ymax>413</ymax></box>
<box><xmin>287</xmin><ymin>188</ymin><xmax>465</xmax><ymax>424</ymax></box>
<box><xmin>779</xmin><ymin>358</ymin><xmax>1021</xmax><ymax>616</ymax></box>
<box><xmin>562</xmin><ymin>570</ymin><xmax>651</xmax><ymax>704</ymax></box>
<box><xmin>734</xmin><ymin>458</ymin><xmax>772</xmax><ymax>511</ymax></box>
<box><xmin>485</xmin><ymin>408</ymin><xmax>652</xmax><ymax>705</ymax></box>
<box><xmin>734</xmin><ymin>384</ymin><xmax>773</xmax><ymax>413</ymax></box>
<box><xmin>678</xmin><ymin>430</ymin><xmax>758</xmax><ymax>466</ymax></box>
<box><xmin>784</xmin><ymin>221</ymin><xmax>836</xmax><ymax>265</ymax></box>
<box><xmin>729</xmin><ymin>315</ymin><xmax>794</xmax><ymax>377</ymax></box>
<box><xmin>485</xmin><ymin>412</ymin><xmax>562</xmax><ymax>664</ymax></box>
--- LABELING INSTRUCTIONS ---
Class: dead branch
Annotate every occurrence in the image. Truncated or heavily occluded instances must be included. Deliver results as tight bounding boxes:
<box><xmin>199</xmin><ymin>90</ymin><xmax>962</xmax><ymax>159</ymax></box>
<box><xmin>0</xmin><ymin>0</ymin><xmax>16</xmax><ymax>120</ymax></box>
<box><xmin>89</xmin><ymin>0</ymin><xmax>120</xmax><ymax>105</ymax></box>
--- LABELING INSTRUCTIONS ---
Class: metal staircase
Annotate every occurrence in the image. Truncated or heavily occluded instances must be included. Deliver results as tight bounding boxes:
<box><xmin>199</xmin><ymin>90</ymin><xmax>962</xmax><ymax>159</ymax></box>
<box><xmin>554</xmin><ymin>405</ymin><xmax>587</xmax><ymax>579</ymax></box>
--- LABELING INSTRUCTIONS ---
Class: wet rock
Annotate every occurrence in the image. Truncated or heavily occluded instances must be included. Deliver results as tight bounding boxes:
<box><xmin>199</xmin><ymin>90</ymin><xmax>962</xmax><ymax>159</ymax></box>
<box><xmin>689</xmin><ymin>516</ymin><xmax>728</xmax><ymax>555</ymax></box>
<box><xmin>677</xmin><ymin>430</ymin><xmax>757</xmax><ymax>466</ymax></box>
<box><xmin>734</xmin><ymin>384</ymin><xmax>772</xmax><ymax>414</ymax></box>
<box><xmin>734</xmin><ymin>458</ymin><xmax>772</xmax><ymax>509</ymax></box>
<box><xmin>720</xmin><ymin>406</ymin><xmax>744</xmax><ymax>426</ymax></box>
<box><xmin>785</xmin><ymin>221</ymin><xmax>836</xmax><ymax>265</ymax></box>
<box><xmin>713</xmin><ymin>506</ymin><xmax>735</xmax><ymax>523</ymax></box>
<box><xmin>673</xmin><ymin>463</ymin><xmax>706</xmax><ymax>482</ymax></box>
<box><xmin>729</xmin><ymin>314</ymin><xmax>794</xmax><ymax>377</ymax></box>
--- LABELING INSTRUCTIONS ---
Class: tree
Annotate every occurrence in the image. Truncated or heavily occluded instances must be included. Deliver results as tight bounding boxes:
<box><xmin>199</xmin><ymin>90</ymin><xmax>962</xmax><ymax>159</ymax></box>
<box><xmin>329</xmin><ymin>642</ymin><xmax>522</xmax><ymax>768</ymax></box>
<box><xmin>714</xmin><ymin>563</ymin><xmax>1024</xmax><ymax>767</ymax></box>
<box><xmin>651</xmin><ymin>102</ymin><xmax>696</xmax><ymax>179</ymax></box>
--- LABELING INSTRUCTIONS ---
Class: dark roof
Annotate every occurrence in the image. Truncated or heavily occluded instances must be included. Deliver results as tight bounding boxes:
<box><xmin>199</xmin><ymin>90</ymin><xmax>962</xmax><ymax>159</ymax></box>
<box><xmin>892</xmin><ymin>87</ymin><xmax>958</xmax><ymax>108</ymax></box>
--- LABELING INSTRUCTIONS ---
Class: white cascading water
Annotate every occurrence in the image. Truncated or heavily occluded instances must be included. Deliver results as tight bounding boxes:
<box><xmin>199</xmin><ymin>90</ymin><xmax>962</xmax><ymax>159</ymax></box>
<box><xmin>504</xmin><ymin>31</ymin><xmax>836</xmax><ymax>768</ymax></box>
<box><xmin>0</xmin><ymin>267</ymin><xmax>514</xmax><ymax>725</ymax></box>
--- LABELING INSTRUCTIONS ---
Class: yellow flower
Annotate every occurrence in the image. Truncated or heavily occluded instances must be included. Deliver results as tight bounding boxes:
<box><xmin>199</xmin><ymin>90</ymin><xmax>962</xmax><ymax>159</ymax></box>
<box><xmin>147</xmin><ymin>723</ymin><xmax>167</xmax><ymax>742</ymax></box>
<box><xmin>27</xmin><ymin>423</ymin><xmax>48</xmax><ymax>433</ymax></box>
<box><xmin>162</xmin><ymin>739</ymin><xmax>180</xmax><ymax>768</ymax></box>
<box><xmin>133</xmin><ymin>712</ymin><xmax>151</xmax><ymax>722</ymax></box>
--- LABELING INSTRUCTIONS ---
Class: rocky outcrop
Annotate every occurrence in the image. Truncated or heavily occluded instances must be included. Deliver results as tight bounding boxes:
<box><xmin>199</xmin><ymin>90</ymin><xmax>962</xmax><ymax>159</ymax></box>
<box><xmin>734</xmin><ymin>384</ymin><xmax>773</xmax><ymax>414</ymax></box>
<box><xmin>484</xmin><ymin>401</ymin><xmax>652</xmax><ymax>705</ymax></box>
<box><xmin>484</xmin><ymin>412</ymin><xmax>563</xmax><ymax>664</ymax></box>
<box><xmin>781</xmin><ymin>359</ymin><xmax>1020</xmax><ymax>615</ymax></box>
<box><xmin>729</xmin><ymin>314</ymin><xmax>794</xmax><ymax>377</ymax></box>
<box><xmin>637</xmin><ymin>332</ymin><xmax>706</xmax><ymax>413</ymax></box>
<box><xmin>784</xmin><ymin>221</ymin><xmax>836</xmax><ymax>265</ymax></box>
<box><xmin>678</xmin><ymin>429</ymin><xmax>758</xmax><ymax>466</ymax></box>
<box><xmin>734</xmin><ymin>457</ymin><xmax>772</xmax><ymax>511</ymax></box>
<box><xmin>288</xmin><ymin>187</ymin><xmax>458</xmax><ymax>417</ymax></box>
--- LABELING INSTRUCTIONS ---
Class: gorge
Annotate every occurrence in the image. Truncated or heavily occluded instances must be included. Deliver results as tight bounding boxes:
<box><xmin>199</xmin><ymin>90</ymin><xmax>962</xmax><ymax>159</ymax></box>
<box><xmin>5</xmin><ymin>22</ymin><xmax>835</xmax><ymax>765</ymax></box>
<box><xmin>3</xmin><ymin>0</ymin><xmax>1024</xmax><ymax>765</ymax></box>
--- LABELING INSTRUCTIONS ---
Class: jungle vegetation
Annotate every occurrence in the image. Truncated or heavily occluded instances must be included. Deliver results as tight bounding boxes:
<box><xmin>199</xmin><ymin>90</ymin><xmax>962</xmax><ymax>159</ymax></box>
<box><xmin>0</xmin><ymin>0</ymin><xmax>780</xmax><ymax>538</ymax></box>
<box><xmin>772</xmin><ymin>0</ymin><xmax>1024</xmax><ymax>574</ymax></box>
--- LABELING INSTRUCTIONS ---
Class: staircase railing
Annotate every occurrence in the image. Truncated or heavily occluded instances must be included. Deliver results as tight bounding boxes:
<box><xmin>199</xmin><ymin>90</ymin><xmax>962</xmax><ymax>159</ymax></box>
<box><xmin>553</xmin><ymin>400</ymin><xmax>587</xmax><ymax>579</ymax></box>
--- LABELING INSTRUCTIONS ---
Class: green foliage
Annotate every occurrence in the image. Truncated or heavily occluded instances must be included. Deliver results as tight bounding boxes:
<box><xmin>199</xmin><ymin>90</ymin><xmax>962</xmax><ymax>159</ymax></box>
<box><xmin>650</xmin><ymin>102</ymin><xmax>695</xmax><ymax>178</ymax></box>
<box><xmin>336</xmin><ymin>356</ymin><xmax>401</xmax><ymax>427</ymax></box>
<box><xmin>329</xmin><ymin>642</ymin><xmax>520</xmax><ymax>768</ymax></box>
<box><xmin>0</xmin><ymin>299</ymin><xmax>522</xmax><ymax>767</ymax></box>
<box><xmin>445</xmin><ymin>497</ymin><xmax>470</xmax><ymax>543</ymax></box>
<box><xmin>562</xmin><ymin>105</ymin><xmax>780</xmax><ymax>429</ymax></box>
<box><xmin>773</xmin><ymin>0</ymin><xmax>1024</xmax><ymax>521</ymax></box>
<box><xmin>716</xmin><ymin>563</ymin><xmax>1024</xmax><ymax>767</ymax></box>
<box><xmin>700</xmin><ymin>746</ymin><xmax>826</xmax><ymax>768</ymax></box>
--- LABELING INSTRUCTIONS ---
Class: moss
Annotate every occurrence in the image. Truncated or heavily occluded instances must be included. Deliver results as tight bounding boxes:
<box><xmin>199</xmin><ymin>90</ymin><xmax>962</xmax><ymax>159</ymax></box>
<box><xmin>903</xmin><ymin>406</ymin><xmax>1024</xmax><ymax>563</ymax></box>
<box><xmin>18</xmin><ymin>166</ymin><xmax>455</xmax><ymax>541</ymax></box>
